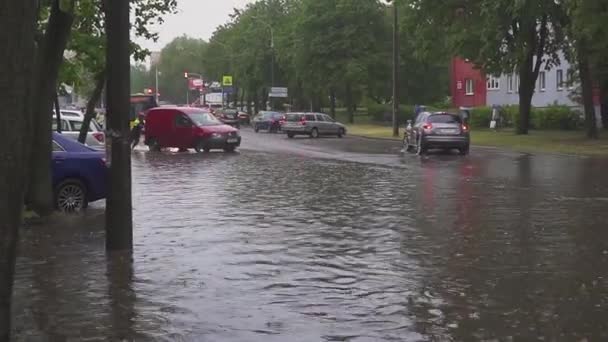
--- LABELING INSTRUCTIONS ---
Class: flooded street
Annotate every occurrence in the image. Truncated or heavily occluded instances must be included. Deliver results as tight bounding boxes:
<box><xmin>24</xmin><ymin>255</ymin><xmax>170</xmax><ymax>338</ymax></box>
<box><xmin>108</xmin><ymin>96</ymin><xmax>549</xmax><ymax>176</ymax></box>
<box><xmin>12</xmin><ymin>130</ymin><xmax>608</xmax><ymax>341</ymax></box>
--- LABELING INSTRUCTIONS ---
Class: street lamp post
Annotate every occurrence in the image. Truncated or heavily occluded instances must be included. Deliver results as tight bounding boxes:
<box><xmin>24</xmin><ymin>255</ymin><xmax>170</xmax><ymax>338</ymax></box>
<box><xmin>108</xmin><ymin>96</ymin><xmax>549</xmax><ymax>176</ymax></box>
<box><xmin>391</xmin><ymin>0</ymin><xmax>400</xmax><ymax>137</ymax></box>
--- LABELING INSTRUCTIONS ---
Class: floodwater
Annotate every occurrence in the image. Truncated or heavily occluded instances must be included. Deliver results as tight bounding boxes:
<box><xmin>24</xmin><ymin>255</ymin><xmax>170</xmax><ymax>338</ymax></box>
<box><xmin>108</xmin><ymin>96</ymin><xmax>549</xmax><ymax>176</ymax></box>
<box><xmin>12</xmin><ymin>130</ymin><xmax>608</xmax><ymax>341</ymax></box>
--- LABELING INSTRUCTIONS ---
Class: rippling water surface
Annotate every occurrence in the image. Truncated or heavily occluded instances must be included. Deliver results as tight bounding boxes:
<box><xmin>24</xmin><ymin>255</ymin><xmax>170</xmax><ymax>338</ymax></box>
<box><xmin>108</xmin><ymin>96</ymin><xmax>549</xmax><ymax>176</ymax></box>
<box><xmin>12</xmin><ymin>138</ymin><xmax>608</xmax><ymax>341</ymax></box>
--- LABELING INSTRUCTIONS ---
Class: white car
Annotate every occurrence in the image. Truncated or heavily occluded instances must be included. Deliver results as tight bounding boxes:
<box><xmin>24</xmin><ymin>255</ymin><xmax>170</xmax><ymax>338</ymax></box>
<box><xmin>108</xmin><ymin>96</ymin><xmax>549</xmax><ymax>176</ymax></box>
<box><xmin>51</xmin><ymin>116</ymin><xmax>105</xmax><ymax>150</ymax></box>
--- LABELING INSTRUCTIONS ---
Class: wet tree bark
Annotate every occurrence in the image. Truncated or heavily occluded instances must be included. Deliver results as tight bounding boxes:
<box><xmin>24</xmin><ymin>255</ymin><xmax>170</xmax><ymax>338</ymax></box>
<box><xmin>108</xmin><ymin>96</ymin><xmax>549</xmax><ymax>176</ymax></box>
<box><xmin>54</xmin><ymin>93</ymin><xmax>62</xmax><ymax>133</ymax></box>
<box><xmin>577</xmin><ymin>41</ymin><xmax>598</xmax><ymax>139</ymax></box>
<box><xmin>0</xmin><ymin>2</ymin><xmax>37</xmax><ymax>340</ymax></box>
<box><xmin>78</xmin><ymin>71</ymin><xmax>106</xmax><ymax>143</ymax></box>
<box><xmin>253</xmin><ymin>89</ymin><xmax>259</xmax><ymax>114</ymax></box>
<box><xmin>105</xmin><ymin>0</ymin><xmax>133</xmax><ymax>251</ymax></box>
<box><xmin>27</xmin><ymin>0</ymin><xmax>75</xmax><ymax>216</ymax></box>
<box><xmin>239</xmin><ymin>88</ymin><xmax>245</xmax><ymax>111</ymax></box>
<box><xmin>345</xmin><ymin>83</ymin><xmax>354</xmax><ymax>124</ymax></box>
<box><xmin>600</xmin><ymin>80</ymin><xmax>608</xmax><ymax>130</ymax></box>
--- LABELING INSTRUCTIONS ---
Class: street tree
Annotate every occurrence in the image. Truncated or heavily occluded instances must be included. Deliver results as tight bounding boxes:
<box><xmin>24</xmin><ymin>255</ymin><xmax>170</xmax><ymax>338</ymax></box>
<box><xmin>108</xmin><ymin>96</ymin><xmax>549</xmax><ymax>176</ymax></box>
<box><xmin>0</xmin><ymin>2</ymin><xmax>38</xmax><ymax>339</ymax></box>
<box><xmin>408</xmin><ymin>0</ymin><xmax>567</xmax><ymax>134</ymax></box>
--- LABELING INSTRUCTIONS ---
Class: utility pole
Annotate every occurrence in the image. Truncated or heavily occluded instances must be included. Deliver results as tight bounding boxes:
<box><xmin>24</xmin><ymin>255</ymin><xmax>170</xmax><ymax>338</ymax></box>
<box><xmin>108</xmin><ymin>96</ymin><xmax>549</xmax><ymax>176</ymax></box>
<box><xmin>104</xmin><ymin>0</ymin><xmax>133</xmax><ymax>251</ymax></box>
<box><xmin>154</xmin><ymin>65</ymin><xmax>159</xmax><ymax>103</ymax></box>
<box><xmin>392</xmin><ymin>0</ymin><xmax>400</xmax><ymax>137</ymax></box>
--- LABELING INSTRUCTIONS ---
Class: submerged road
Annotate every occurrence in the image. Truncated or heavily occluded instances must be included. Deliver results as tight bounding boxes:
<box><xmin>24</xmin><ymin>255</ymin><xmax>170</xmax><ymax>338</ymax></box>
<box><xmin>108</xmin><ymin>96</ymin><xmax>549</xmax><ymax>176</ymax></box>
<box><xmin>13</xmin><ymin>128</ymin><xmax>608</xmax><ymax>341</ymax></box>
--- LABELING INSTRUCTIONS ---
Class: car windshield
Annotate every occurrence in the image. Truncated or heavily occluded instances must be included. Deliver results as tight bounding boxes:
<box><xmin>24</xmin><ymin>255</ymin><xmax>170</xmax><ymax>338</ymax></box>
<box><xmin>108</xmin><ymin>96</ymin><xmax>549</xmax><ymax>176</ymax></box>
<box><xmin>428</xmin><ymin>114</ymin><xmax>461</xmax><ymax>124</ymax></box>
<box><xmin>188</xmin><ymin>111</ymin><xmax>222</xmax><ymax>126</ymax></box>
<box><xmin>286</xmin><ymin>114</ymin><xmax>303</xmax><ymax>122</ymax></box>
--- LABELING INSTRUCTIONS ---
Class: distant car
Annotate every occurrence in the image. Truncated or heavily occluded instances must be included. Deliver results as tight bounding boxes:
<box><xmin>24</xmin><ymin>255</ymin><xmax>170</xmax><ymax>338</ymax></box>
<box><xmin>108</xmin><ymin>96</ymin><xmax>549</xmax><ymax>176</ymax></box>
<box><xmin>282</xmin><ymin>112</ymin><xmax>346</xmax><ymax>138</ymax></box>
<box><xmin>52</xmin><ymin>116</ymin><xmax>105</xmax><ymax>150</ymax></box>
<box><xmin>252</xmin><ymin>111</ymin><xmax>285</xmax><ymax>133</ymax></box>
<box><xmin>404</xmin><ymin>112</ymin><xmax>470</xmax><ymax>155</ymax></box>
<box><xmin>145</xmin><ymin>107</ymin><xmax>241</xmax><ymax>153</ymax></box>
<box><xmin>53</xmin><ymin>109</ymin><xmax>84</xmax><ymax>119</ymax></box>
<box><xmin>52</xmin><ymin>132</ymin><xmax>107</xmax><ymax>212</ymax></box>
<box><xmin>215</xmin><ymin>108</ymin><xmax>240</xmax><ymax>128</ymax></box>
<box><xmin>238</xmin><ymin>111</ymin><xmax>251</xmax><ymax>125</ymax></box>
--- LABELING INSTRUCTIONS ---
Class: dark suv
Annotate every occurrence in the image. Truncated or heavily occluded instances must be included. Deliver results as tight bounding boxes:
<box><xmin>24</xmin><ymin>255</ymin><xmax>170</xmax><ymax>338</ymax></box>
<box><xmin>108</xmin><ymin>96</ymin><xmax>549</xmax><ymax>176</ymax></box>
<box><xmin>405</xmin><ymin>112</ymin><xmax>470</xmax><ymax>155</ymax></box>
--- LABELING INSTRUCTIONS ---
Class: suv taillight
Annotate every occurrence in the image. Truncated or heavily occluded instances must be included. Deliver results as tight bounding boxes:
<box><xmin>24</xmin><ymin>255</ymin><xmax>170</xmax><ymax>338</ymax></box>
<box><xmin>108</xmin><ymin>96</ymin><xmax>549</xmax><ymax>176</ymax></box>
<box><xmin>461</xmin><ymin>124</ymin><xmax>469</xmax><ymax>132</ymax></box>
<box><xmin>422</xmin><ymin>123</ymin><xmax>433</xmax><ymax>131</ymax></box>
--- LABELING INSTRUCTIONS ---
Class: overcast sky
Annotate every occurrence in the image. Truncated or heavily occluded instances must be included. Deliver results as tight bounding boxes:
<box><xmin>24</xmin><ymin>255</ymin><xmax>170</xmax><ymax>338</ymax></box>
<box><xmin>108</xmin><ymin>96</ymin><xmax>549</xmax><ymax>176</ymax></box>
<box><xmin>135</xmin><ymin>0</ymin><xmax>255</xmax><ymax>52</ymax></box>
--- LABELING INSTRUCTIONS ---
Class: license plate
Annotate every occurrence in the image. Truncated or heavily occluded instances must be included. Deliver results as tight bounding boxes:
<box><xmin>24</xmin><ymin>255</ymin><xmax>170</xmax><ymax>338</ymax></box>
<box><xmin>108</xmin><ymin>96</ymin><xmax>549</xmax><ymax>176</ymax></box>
<box><xmin>441</xmin><ymin>129</ymin><xmax>458</xmax><ymax>134</ymax></box>
<box><xmin>227</xmin><ymin>138</ymin><xmax>238</xmax><ymax>143</ymax></box>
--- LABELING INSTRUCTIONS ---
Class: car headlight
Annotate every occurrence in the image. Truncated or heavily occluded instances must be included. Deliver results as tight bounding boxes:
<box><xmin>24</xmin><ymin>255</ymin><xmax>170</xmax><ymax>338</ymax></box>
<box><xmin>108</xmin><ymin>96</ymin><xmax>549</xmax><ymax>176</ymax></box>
<box><xmin>211</xmin><ymin>133</ymin><xmax>222</xmax><ymax>138</ymax></box>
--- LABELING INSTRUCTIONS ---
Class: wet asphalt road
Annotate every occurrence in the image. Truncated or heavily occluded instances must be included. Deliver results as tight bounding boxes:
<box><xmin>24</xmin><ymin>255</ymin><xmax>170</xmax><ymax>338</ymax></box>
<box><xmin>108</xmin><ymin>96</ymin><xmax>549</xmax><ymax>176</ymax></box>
<box><xmin>12</xmin><ymin>128</ymin><xmax>608</xmax><ymax>341</ymax></box>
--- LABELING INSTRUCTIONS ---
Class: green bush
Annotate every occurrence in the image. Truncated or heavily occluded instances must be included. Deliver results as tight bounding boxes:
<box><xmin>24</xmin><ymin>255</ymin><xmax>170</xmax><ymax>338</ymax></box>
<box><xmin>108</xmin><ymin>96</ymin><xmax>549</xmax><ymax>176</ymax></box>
<box><xmin>367</xmin><ymin>103</ymin><xmax>415</xmax><ymax>125</ymax></box>
<box><xmin>533</xmin><ymin>105</ymin><xmax>581</xmax><ymax>130</ymax></box>
<box><xmin>469</xmin><ymin>107</ymin><xmax>493</xmax><ymax>128</ymax></box>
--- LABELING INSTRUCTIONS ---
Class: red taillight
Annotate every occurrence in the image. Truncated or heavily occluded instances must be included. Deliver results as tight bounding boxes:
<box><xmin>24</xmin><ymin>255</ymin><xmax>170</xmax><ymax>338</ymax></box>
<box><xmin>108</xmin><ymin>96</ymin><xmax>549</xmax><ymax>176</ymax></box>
<box><xmin>461</xmin><ymin>124</ymin><xmax>469</xmax><ymax>132</ymax></box>
<box><xmin>423</xmin><ymin>123</ymin><xmax>433</xmax><ymax>131</ymax></box>
<box><xmin>92</xmin><ymin>132</ymin><xmax>105</xmax><ymax>143</ymax></box>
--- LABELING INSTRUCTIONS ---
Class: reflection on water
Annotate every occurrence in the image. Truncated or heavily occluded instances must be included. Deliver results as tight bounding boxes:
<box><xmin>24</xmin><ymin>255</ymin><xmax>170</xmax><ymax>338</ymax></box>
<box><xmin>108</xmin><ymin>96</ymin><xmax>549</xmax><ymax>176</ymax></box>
<box><xmin>12</xmin><ymin>149</ymin><xmax>608</xmax><ymax>341</ymax></box>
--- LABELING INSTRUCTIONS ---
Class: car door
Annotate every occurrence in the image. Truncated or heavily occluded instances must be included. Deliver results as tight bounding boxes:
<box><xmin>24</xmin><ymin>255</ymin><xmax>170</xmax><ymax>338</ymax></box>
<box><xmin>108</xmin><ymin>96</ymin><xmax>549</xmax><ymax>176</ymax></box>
<box><xmin>51</xmin><ymin>139</ymin><xmax>68</xmax><ymax>185</ymax></box>
<box><xmin>315</xmin><ymin>114</ymin><xmax>328</xmax><ymax>134</ymax></box>
<box><xmin>172</xmin><ymin>113</ymin><xmax>195</xmax><ymax>148</ymax></box>
<box><xmin>413</xmin><ymin>113</ymin><xmax>427</xmax><ymax>144</ymax></box>
<box><xmin>323</xmin><ymin>115</ymin><xmax>340</xmax><ymax>134</ymax></box>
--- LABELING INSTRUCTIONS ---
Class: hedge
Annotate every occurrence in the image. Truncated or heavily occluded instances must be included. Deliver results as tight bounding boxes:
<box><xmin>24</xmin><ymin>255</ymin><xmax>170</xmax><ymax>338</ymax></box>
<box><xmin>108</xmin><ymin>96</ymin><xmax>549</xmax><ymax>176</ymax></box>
<box><xmin>469</xmin><ymin>105</ymin><xmax>582</xmax><ymax>130</ymax></box>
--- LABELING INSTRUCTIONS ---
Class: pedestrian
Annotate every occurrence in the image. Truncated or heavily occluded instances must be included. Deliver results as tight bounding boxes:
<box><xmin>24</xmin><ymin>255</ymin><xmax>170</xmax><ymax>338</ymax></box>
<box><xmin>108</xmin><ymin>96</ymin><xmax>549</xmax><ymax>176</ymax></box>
<box><xmin>130</xmin><ymin>113</ymin><xmax>144</xmax><ymax>150</ymax></box>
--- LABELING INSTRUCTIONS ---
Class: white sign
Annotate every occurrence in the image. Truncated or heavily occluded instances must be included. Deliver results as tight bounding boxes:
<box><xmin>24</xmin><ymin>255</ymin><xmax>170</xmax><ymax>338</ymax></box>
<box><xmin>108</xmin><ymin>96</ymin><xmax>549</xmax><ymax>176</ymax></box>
<box><xmin>192</xmin><ymin>79</ymin><xmax>204</xmax><ymax>87</ymax></box>
<box><xmin>205</xmin><ymin>92</ymin><xmax>223</xmax><ymax>104</ymax></box>
<box><xmin>269</xmin><ymin>87</ymin><xmax>288</xmax><ymax>98</ymax></box>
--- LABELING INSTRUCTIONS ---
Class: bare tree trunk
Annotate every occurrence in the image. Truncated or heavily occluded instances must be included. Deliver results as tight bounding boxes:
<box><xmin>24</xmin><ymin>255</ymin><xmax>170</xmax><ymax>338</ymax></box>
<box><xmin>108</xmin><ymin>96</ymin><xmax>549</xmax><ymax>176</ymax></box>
<box><xmin>54</xmin><ymin>92</ymin><xmax>62</xmax><ymax>133</ymax></box>
<box><xmin>0</xmin><ymin>1</ymin><xmax>37</xmax><ymax>340</ymax></box>
<box><xmin>577</xmin><ymin>41</ymin><xmax>598</xmax><ymax>139</ymax></box>
<box><xmin>253</xmin><ymin>88</ymin><xmax>259</xmax><ymax>114</ymax></box>
<box><xmin>329</xmin><ymin>88</ymin><xmax>336</xmax><ymax>119</ymax></box>
<box><xmin>246</xmin><ymin>92</ymin><xmax>252</xmax><ymax>115</ymax></box>
<box><xmin>600</xmin><ymin>80</ymin><xmax>608</xmax><ymax>130</ymax></box>
<box><xmin>239</xmin><ymin>88</ymin><xmax>245</xmax><ymax>111</ymax></box>
<box><xmin>345</xmin><ymin>84</ymin><xmax>354</xmax><ymax>124</ymax></box>
<box><xmin>105</xmin><ymin>0</ymin><xmax>133</xmax><ymax>251</ymax></box>
<box><xmin>78</xmin><ymin>71</ymin><xmax>106</xmax><ymax>143</ymax></box>
<box><xmin>27</xmin><ymin>0</ymin><xmax>75</xmax><ymax>216</ymax></box>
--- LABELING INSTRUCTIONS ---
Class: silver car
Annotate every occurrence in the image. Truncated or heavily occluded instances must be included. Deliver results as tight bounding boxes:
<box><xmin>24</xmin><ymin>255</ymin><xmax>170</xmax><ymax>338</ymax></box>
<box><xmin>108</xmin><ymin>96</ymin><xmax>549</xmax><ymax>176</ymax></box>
<box><xmin>282</xmin><ymin>112</ymin><xmax>346</xmax><ymax>138</ymax></box>
<box><xmin>51</xmin><ymin>116</ymin><xmax>105</xmax><ymax>150</ymax></box>
<box><xmin>404</xmin><ymin>112</ymin><xmax>470</xmax><ymax>155</ymax></box>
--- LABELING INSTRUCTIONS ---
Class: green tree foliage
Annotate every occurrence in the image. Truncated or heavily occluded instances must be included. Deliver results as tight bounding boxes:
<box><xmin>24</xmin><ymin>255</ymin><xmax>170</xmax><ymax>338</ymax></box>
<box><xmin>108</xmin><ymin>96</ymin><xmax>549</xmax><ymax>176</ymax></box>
<box><xmin>202</xmin><ymin>0</ymin><xmax>450</xmax><ymax>116</ymax></box>
<box><xmin>155</xmin><ymin>36</ymin><xmax>208</xmax><ymax>104</ymax></box>
<box><xmin>407</xmin><ymin>0</ymin><xmax>567</xmax><ymax>134</ymax></box>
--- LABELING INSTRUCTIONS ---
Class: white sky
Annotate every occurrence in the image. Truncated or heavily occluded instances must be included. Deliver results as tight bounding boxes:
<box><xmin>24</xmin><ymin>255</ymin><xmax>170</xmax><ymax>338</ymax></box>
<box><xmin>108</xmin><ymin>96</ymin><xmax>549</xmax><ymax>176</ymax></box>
<box><xmin>135</xmin><ymin>0</ymin><xmax>255</xmax><ymax>52</ymax></box>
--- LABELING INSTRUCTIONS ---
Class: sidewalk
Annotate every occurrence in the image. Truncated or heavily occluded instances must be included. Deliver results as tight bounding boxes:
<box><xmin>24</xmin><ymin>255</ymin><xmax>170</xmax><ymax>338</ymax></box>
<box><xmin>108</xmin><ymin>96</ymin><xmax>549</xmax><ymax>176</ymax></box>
<box><xmin>346</xmin><ymin>124</ymin><xmax>608</xmax><ymax>156</ymax></box>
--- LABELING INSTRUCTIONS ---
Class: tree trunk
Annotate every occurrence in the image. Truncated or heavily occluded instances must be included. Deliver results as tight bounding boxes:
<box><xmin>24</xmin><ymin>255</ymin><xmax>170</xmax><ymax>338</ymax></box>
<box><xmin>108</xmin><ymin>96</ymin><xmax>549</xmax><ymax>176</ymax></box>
<box><xmin>78</xmin><ymin>71</ymin><xmax>106</xmax><ymax>143</ymax></box>
<box><xmin>253</xmin><ymin>89</ymin><xmax>259</xmax><ymax>114</ymax></box>
<box><xmin>54</xmin><ymin>92</ymin><xmax>62</xmax><ymax>133</ymax></box>
<box><xmin>345</xmin><ymin>84</ymin><xmax>354</xmax><ymax>124</ymax></box>
<box><xmin>0</xmin><ymin>1</ymin><xmax>37</xmax><ymax>340</ymax></box>
<box><xmin>261</xmin><ymin>87</ymin><xmax>268</xmax><ymax>110</ymax></box>
<box><xmin>330</xmin><ymin>88</ymin><xmax>336</xmax><ymax>119</ymax></box>
<box><xmin>239</xmin><ymin>88</ymin><xmax>245</xmax><ymax>111</ymax></box>
<box><xmin>577</xmin><ymin>41</ymin><xmax>598</xmax><ymax>139</ymax></box>
<box><xmin>27</xmin><ymin>0</ymin><xmax>75</xmax><ymax>216</ymax></box>
<box><xmin>517</xmin><ymin>61</ymin><xmax>535</xmax><ymax>135</ymax></box>
<box><xmin>600</xmin><ymin>80</ymin><xmax>608</xmax><ymax>130</ymax></box>
<box><xmin>105</xmin><ymin>0</ymin><xmax>133</xmax><ymax>251</ymax></box>
<box><xmin>246</xmin><ymin>92</ymin><xmax>252</xmax><ymax>115</ymax></box>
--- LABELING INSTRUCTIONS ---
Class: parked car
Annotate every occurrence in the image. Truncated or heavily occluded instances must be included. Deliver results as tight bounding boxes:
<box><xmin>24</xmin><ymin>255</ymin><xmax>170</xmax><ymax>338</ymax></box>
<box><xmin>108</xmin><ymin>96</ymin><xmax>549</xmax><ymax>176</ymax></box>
<box><xmin>51</xmin><ymin>116</ymin><xmax>105</xmax><ymax>150</ymax></box>
<box><xmin>53</xmin><ymin>109</ymin><xmax>84</xmax><ymax>119</ymax></box>
<box><xmin>282</xmin><ymin>112</ymin><xmax>346</xmax><ymax>138</ymax></box>
<box><xmin>215</xmin><ymin>108</ymin><xmax>240</xmax><ymax>128</ymax></box>
<box><xmin>145</xmin><ymin>107</ymin><xmax>241</xmax><ymax>152</ymax></box>
<box><xmin>52</xmin><ymin>132</ymin><xmax>107</xmax><ymax>212</ymax></box>
<box><xmin>252</xmin><ymin>111</ymin><xmax>285</xmax><ymax>133</ymax></box>
<box><xmin>404</xmin><ymin>112</ymin><xmax>470</xmax><ymax>155</ymax></box>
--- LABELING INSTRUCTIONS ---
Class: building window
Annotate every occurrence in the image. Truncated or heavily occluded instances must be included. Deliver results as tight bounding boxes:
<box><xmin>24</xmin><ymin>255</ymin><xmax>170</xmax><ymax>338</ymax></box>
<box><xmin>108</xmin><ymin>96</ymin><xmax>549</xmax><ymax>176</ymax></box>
<box><xmin>507</xmin><ymin>75</ymin><xmax>514</xmax><ymax>93</ymax></box>
<box><xmin>539</xmin><ymin>71</ymin><xmax>546</xmax><ymax>91</ymax></box>
<box><xmin>465</xmin><ymin>79</ymin><xmax>474</xmax><ymax>95</ymax></box>
<box><xmin>567</xmin><ymin>69</ymin><xmax>575</xmax><ymax>89</ymax></box>
<box><xmin>486</xmin><ymin>76</ymin><xmax>500</xmax><ymax>90</ymax></box>
<box><xmin>557</xmin><ymin>69</ymin><xmax>564</xmax><ymax>90</ymax></box>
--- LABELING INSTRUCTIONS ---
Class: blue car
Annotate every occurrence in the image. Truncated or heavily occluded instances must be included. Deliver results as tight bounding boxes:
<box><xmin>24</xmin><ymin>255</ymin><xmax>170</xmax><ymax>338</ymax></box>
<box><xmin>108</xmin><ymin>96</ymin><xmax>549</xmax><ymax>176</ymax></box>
<box><xmin>52</xmin><ymin>132</ymin><xmax>107</xmax><ymax>212</ymax></box>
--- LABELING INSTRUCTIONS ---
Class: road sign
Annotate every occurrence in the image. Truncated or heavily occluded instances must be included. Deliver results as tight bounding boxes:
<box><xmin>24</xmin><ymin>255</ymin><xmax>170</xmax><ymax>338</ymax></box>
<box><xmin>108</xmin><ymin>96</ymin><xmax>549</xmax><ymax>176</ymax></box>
<box><xmin>269</xmin><ymin>87</ymin><xmax>288</xmax><ymax>98</ymax></box>
<box><xmin>222</xmin><ymin>75</ymin><xmax>233</xmax><ymax>86</ymax></box>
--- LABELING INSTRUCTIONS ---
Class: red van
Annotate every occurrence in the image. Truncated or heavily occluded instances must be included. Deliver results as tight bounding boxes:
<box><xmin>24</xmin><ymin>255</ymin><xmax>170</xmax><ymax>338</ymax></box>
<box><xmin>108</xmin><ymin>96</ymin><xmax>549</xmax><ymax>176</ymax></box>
<box><xmin>144</xmin><ymin>107</ymin><xmax>241</xmax><ymax>152</ymax></box>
